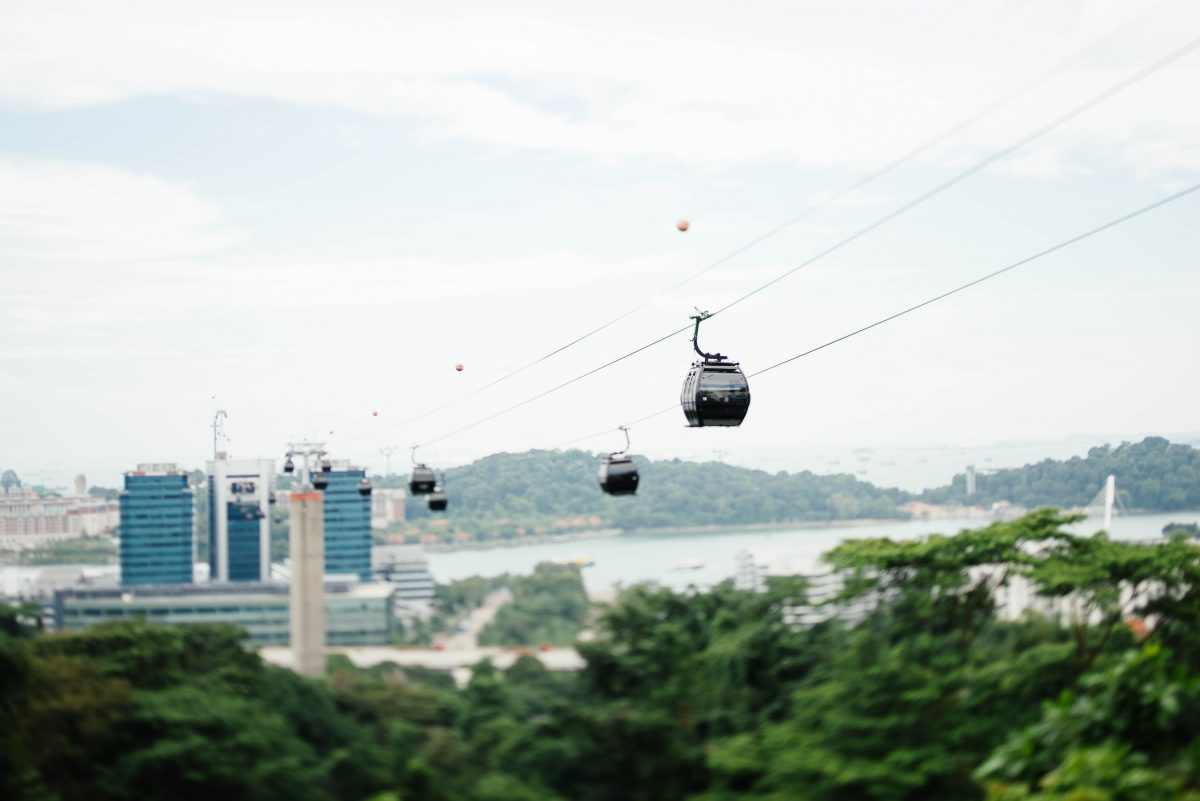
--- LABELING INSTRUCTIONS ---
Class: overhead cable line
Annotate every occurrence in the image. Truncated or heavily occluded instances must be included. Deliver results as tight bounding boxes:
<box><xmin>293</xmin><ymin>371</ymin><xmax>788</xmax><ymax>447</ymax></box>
<box><xmin>550</xmin><ymin>182</ymin><xmax>1200</xmax><ymax>451</ymax></box>
<box><xmin>702</xmin><ymin>31</ymin><xmax>1200</xmax><ymax>320</ymax></box>
<box><xmin>404</xmin><ymin>32</ymin><xmax>1200</xmax><ymax>451</ymax></box>
<box><xmin>746</xmin><ymin>183</ymin><xmax>1200</xmax><ymax>376</ymax></box>
<box><xmin>338</xmin><ymin>2</ymin><xmax>1181</xmax><ymax>446</ymax></box>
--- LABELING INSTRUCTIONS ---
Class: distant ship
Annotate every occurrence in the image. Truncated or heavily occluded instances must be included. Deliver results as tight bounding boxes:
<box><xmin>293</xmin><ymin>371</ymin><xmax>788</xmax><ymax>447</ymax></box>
<box><xmin>568</xmin><ymin>555</ymin><xmax>594</xmax><ymax>567</ymax></box>
<box><xmin>671</xmin><ymin>559</ymin><xmax>705</xmax><ymax>571</ymax></box>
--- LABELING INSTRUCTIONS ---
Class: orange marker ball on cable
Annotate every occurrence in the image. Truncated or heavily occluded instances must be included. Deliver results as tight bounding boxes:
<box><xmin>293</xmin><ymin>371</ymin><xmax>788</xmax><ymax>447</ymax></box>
<box><xmin>676</xmin><ymin>219</ymin><xmax>689</xmax><ymax>232</ymax></box>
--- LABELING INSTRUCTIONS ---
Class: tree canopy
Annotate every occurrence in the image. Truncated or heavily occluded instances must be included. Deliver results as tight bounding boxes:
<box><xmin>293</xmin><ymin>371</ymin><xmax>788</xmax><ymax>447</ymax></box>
<box><xmin>8</xmin><ymin>510</ymin><xmax>1200</xmax><ymax>799</ymax></box>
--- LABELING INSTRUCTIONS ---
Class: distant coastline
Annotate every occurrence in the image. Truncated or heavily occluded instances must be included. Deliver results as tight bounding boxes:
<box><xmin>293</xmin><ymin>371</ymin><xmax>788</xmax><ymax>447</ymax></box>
<box><xmin>417</xmin><ymin>516</ymin><xmax>919</xmax><ymax>553</ymax></box>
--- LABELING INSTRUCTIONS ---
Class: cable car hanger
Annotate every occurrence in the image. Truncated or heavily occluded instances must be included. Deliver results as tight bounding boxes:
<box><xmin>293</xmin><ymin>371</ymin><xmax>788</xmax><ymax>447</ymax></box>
<box><xmin>621</xmin><ymin>425</ymin><xmax>633</xmax><ymax>454</ymax></box>
<box><xmin>691</xmin><ymin>308</ymin><xmax>726</xmax><ymax>362</ymax></box>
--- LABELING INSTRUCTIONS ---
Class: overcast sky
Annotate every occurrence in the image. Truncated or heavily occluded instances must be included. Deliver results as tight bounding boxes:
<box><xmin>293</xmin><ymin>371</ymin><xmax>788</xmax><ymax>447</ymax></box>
<box><xmin>2</xmin><ymin>0</ymin><xmax>1198</xmax><ymax>490</ymax></box>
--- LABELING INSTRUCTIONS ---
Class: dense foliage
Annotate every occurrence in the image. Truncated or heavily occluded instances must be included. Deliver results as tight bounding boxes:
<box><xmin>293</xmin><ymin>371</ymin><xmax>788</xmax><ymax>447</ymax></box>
<box><xmin>922</xmin><ymin>436</ymin><xmax>1200</xmax><ymax>511</ymax></box>
<box><xmin>478</xmin><ymin>563</ymin><xmax>589</xmax><ymax>646</ymax></box>
<box><xmin>8</xmin><ymin>511</ymin><xmax>1200</xmax><ymax>799</ymax></box>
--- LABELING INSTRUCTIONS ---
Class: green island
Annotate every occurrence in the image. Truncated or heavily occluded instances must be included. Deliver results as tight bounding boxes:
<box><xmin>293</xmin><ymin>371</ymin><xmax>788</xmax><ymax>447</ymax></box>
<box><xmin>377</xmin><ymin>437</ymin><xmax>1200</xmax><ymax>545</ymax></box>
<box><xmin>8</xmin><ymin>509</ymin><xmax>1200</xmax><ymax>800</ymax></box>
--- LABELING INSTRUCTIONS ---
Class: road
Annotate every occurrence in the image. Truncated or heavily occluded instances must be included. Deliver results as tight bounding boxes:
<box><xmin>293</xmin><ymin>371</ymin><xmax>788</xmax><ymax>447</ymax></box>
<box><xmin>439</xmin><ymin>588</ymin><xmax>511</xmax><ymax>650</ymax></box>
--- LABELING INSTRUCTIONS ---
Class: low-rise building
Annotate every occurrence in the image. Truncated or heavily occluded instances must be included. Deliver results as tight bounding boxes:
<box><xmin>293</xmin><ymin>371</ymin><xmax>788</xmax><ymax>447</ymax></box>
<box><xmin>372</xmin><ymin>545</ymin><xmax>435</xmax><ymax>617</ymax></box>
<box><xmin>54</xmin><ymin>579</ymin><xmax>396</xmax><ymax>646</ymax></box>
<box><xmin>371</xmin><ymin>488</ymin><xmax>407</xmax><ymax>529</ymax></box>
<box><xmin>0</xmin><ymin>487</ymin><xmax>119</xmax><ymax>548</ymax></box>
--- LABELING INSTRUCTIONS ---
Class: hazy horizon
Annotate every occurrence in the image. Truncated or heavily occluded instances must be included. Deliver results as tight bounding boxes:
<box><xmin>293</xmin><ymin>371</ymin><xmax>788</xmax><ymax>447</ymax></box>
<box><xmin>7</xmin><ymin>429</ymin><xmax>1198</xmax><ymax>496</ymax></box>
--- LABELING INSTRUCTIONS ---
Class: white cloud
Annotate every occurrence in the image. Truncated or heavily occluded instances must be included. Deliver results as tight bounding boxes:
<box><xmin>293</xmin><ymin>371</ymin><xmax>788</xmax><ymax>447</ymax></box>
<box><xmin>0</xmin><ymin>248</ymin><xmax>683</xmax><ymax>335</ymax></box>
<box><xmin>0</xmin><ymin>157</ymin><xmax>243</xmax><ymax>262</ymax></box>
<box><xmin>1</xmin><ymin>0</ymin><xmax>1197</xmax><ymax>172</ymax></box>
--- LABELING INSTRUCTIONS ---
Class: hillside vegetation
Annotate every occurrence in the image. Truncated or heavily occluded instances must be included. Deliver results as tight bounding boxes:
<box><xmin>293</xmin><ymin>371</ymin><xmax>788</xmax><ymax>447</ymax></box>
<box><xmin>385</xmin><ymin>449</ymin><xmax>909</xmax><ymax>537</ymax></box>
<box><xmin>922</xmin><ymin>436</ymin><xmax>1200</xmax><ymax>510</ymax></box>
<box><xmin>378</xmin><ymin>438</ymin><xmax>1199</xmax><ymax>541</ymax></box>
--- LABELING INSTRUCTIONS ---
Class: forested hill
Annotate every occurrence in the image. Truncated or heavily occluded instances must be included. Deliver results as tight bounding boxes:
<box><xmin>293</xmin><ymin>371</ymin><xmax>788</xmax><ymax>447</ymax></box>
<box><xmin>379</xmin><ymin>437</ymin><xmax>1200</xmax><ymax>536</ymax></box>
<box><xmin>921</xmin><ymin>436</ymin><xmax>1200</xmax><ymax>511</ymax></box>
<box><xmin>388</xmin><ymin>449</ymin><xmax>909</xmax><ymax>531</ymax></box>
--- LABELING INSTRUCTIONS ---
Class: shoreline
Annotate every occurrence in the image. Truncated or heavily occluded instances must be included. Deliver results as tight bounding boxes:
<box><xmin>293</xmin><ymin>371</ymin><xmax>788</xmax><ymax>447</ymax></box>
<box><xmin>417</xmin><ymin>517</ymin><xmax>913</xmax><ymax>554</ymax></box>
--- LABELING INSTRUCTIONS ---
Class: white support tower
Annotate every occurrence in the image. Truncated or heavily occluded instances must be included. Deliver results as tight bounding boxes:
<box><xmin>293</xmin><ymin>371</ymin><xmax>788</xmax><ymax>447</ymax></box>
<box><xmin>1083</xmin><ymin>474</ymin><xmax>1119</xmax><ymax>531</ymax></box>
<box><xmin>289</xmin><ymin>488</ymin><xmax>325</xmax><ymax>677</ymax></box>
<box><xmin>1104</xmin><ymin>474</ymin><xmax>1116</xmax><ymax>532</ymax></box>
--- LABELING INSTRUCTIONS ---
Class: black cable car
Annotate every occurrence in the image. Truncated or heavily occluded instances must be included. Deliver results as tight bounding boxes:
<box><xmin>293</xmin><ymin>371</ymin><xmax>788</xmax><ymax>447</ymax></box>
<box><xmin>283</xmin><ymin>455</ymin><xmax>295</xmax><ymax>474</ymax></box>
<box><xmin>312</xmin><ymin>472</ymin><xmax>329</xmax><ymax>490</ymax></box>
<box><xmin>598</xmin><ymin>426</ymin><xmax>639</xmax><ymax>496</ymax></box>
<box><xmin>408</xmin><ymin>446</ymin><xmax>437</xmax><ymax>495</ymax></box>
<box><xmin>410</xmin><ymin>465</ymin><xmax>436</xmax><ymax>495</ymax></box>
<box><xmin>680</xmin><ymin>311</ymin><xmax>750</xmax><ymax>427</ymax></box>
<box><xmin>357</xmin><ymin>477</ymin><xmax>373</xmax><ymax>497</ymax></box>
<box><xmin>320</xmin><ymin>456</ymin><xmax>332</xmax><ymax>473</ymax></box>
<box><xmin>427</xmin><ymin>485</ymin><xmax>448</xmax><ymax>512</ymax></box>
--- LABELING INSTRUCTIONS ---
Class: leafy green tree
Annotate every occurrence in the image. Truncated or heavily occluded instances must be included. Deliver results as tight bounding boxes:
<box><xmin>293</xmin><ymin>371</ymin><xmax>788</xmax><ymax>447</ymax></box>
<box><xmin>479</xmin><ymin>563</ymin><xmax>589</xmax><ymax>646</ymax></box>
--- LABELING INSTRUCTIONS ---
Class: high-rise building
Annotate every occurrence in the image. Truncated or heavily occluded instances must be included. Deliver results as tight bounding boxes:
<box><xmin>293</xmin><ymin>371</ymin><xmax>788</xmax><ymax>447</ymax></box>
<box><xmin>322</xmin><ymin>463</ymin><xmax>371</xmax><ymax>580</ymax></box>
<box><xmin>119</xmin><ymin>464</ymin><xmax>194</xmax><ymax>586</ymax></box>
<box><xmin>207</xmin><ymin>457</ymin><xmax>274</xmax><ymax>583</ymax></box>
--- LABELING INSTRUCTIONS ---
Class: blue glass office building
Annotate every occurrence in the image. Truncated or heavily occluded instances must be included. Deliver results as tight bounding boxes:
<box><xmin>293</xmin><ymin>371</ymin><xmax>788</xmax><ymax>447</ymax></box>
<box><xmin>226</xmin><ymin>502</ymin><xmax>265</xmax><ymax>581</ymax></box>
<box><xmin>206</xmin><ymin>458</ymin><xmax>274</xmax><ymax>583</ymax></box>
<box><xmin>323</xmin><ymin>468</ymin><xmax>371</xmax><ymax>580</ymax></box>
<box><xmin>119</xmin><ymin>466</ymin><xmax>194</xmax><ymax>586</ymax></box>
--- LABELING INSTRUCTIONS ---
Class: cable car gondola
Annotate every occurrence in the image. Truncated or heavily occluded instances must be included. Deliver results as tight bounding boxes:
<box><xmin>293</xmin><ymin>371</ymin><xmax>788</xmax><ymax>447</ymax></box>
<box><xmin>357</xmin><ymin>477</ymin><xmax>373</xmax><ymax>497</ymax></box>
<box><xmin>427</xmin><ymin>484</ymin><xmax>448</xmax><ymax>512</ymax></box>
<box><xmin>409</xmin><ymin>446</ymin><xmax>437</xmax><ymax>495</ymax></box>
<box><xmin>680</xmin><ymin>310</ymin><xmax>750</xmax><ymax>427</ymax></box>
<box><xmin>312</xmin><ymin>472</ymin><xmax>329</xmax><ymax>490</ymax></box>
<box><xmin>598</xmin><ymin>426</ymin><xmax>639</xmax><ymax>496</ymax></box>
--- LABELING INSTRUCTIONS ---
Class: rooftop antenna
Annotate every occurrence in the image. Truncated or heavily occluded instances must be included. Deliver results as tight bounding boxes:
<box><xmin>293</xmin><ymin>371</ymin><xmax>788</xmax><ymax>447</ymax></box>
<box><xmin>212</xmin><ymin>410</ymin><xmax>228</xmax><ymax>459</ymax></box>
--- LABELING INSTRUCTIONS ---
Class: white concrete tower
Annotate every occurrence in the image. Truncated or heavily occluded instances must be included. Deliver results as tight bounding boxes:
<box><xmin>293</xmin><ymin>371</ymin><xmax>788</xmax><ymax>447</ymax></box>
<box><xmin>289</xmin><ymin>488</ymin><xmax>326</xmax><ymax>677</ymax></box>
<box><xmin>1104</xmin><ymin>474</ymin><xmax>1116</xmax><ymax>532</ymax></box>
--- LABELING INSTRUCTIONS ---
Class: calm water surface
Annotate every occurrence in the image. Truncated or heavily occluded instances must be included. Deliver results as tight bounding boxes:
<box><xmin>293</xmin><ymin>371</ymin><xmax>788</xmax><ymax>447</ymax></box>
<box><xmin>426</xmin><ymin>511</ymin><xmax>1200</xmax><ymax>596</ymax></box>
<box><xmin>4</xmin><ymin>512</ymin><xmax>1196</xmax><ymax>599</ymax></box>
